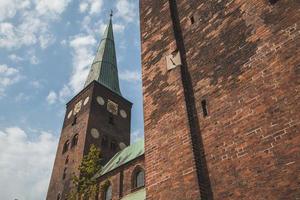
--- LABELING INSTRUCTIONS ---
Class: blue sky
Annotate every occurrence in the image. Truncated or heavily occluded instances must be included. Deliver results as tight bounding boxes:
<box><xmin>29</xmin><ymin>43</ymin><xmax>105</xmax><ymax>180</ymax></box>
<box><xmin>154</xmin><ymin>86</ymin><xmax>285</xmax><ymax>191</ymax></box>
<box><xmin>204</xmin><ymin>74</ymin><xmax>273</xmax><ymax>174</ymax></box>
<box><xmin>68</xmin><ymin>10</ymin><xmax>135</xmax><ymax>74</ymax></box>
<box><xmin>0</xmin><ymin>0</ymin><xmax>142</xmax><ymax>199</ymax></box>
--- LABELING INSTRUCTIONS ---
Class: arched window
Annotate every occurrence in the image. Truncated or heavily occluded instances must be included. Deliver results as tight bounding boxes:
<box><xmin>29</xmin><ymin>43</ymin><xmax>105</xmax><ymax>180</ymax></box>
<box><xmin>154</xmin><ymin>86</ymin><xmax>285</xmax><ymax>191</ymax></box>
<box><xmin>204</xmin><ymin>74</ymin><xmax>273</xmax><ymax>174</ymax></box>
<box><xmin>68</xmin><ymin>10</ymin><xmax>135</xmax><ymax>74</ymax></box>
<box><xmin>62</xmin><ymin>140</ymin><xmax>69</xmax><ymax>154</ymax></box>
<box><xmin>132</xmin><ymin>167</ymin><xmax>145</xmax><ymax>189</ymax></box>
<box><xmin>71</xmin><ymin>134</ymin><xmax>79</xmax><ymax>148</ymax></box>
<box><xmin>104</xmin><ymin>184</ymin><xmax>112</xmax><ymax>200</ymax></box>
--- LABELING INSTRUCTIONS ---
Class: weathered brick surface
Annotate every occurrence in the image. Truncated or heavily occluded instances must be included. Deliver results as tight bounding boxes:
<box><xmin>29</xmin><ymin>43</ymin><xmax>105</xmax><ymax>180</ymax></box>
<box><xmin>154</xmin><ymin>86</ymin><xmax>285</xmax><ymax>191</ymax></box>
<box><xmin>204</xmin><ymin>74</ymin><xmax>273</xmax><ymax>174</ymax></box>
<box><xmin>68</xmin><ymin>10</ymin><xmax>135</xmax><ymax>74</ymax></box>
<box><xmin>140</xmin><ymin>1</ymin><xmax>202</xmax><ymax>200</ymax></box>
<box><xmin>47</xmin><ymin>81</ymin><xmax>132</xmax><ymax>199</ymax></box>
<box><xmin>97</xmin><ymin>156</ymin><xmax>145</xmax><ymax>200</ymax></box>
<box><xmin>140</xmin><ymin>0</ymin><xmax>300</xmax><ymax>199</ymax></box>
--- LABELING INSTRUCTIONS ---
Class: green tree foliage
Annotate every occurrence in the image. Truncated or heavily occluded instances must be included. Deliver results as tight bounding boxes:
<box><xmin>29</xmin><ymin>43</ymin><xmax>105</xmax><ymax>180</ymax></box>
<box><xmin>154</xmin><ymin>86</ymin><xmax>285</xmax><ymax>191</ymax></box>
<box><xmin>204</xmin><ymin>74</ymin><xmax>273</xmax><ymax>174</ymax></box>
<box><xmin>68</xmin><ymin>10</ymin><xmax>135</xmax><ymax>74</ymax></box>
<box><xmin>67</xmin><ymin>145</ymin><xmax>102</xmax><ymax>200</ymax></box>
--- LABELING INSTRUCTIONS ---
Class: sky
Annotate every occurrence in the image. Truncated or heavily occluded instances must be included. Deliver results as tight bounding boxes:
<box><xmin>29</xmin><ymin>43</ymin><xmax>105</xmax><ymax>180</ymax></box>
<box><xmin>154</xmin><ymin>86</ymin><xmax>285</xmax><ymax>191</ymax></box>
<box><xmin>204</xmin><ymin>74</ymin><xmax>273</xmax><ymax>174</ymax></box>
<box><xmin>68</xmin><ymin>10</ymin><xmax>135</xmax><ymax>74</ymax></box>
<box><xmin>0</xmin><ymin>0</ymin><xmax>143</xmax><ymax>199</ymax></box>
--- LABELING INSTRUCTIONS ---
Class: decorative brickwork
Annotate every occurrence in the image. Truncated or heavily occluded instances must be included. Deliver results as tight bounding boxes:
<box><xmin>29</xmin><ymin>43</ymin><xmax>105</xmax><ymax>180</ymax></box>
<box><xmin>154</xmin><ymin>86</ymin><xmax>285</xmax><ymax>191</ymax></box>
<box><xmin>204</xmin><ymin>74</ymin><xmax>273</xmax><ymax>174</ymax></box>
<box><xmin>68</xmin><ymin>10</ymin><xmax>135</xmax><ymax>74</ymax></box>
<box><xmin>140</xmin><ymin>0</ymin><xmax>300</xmax><ymax>199</ymax></box>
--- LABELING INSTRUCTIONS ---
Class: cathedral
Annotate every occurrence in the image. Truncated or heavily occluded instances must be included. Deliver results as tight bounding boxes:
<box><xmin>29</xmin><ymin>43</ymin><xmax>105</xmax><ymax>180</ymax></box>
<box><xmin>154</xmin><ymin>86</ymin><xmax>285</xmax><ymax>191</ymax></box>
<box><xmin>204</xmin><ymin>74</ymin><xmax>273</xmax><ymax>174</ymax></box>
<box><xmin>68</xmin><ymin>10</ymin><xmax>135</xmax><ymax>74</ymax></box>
<box><xmin>47</xmin><ymin>0</ymin><xmax>300</xmax><ymax>200</ymax></box>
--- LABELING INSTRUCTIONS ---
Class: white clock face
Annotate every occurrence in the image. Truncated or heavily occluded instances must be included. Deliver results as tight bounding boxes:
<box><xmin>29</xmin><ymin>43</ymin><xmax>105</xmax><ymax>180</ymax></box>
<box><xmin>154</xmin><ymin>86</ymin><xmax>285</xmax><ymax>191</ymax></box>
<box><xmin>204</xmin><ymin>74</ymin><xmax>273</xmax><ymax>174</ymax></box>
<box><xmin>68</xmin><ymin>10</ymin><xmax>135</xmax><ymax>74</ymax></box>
<box><xmin>83</xmin><ymin>96</ymin><xmax>89</xmax><ymax>106</ymax></box>
<box><xmin>67</xmin><ymin>110</ymin><xmax>73</xmax><ymax>119</ymax></box>
<box><xmin>91</xmin><ymin>128</ymin><xmax>100</xmax><ymax>139</ymax></box>
<box><xmin>120</xmin><ymin>109</ymin><xmax>127</xmax><ymax>118</ymax></box>
<box><xmin>96</xmin><ymin>96</ymin><xmax>105</xmax><ymax>106</ymax></box>
<box><xmin>74</xmin><ymin>100</ymin><xmax>82</xmax><ymax>114</ymax></box>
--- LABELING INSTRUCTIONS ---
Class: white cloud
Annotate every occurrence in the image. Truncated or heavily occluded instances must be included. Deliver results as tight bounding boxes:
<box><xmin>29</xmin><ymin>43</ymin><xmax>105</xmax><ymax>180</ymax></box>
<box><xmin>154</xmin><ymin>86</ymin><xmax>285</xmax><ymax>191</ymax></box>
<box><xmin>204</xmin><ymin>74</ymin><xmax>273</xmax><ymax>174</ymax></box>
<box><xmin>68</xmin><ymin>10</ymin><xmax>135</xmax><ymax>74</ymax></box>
<box><xmin>116</xmin><ymin>0</ymin><xmax>136</xmax><ymax>23</ymax></box>
<box><xmin>69</xmin><ymin>35</ymin><xmax>96</xmax><ymax>93</ymax></box>
<box><xmin>78</xmin><ymin>0</ymin><xmax>103</xmax><ymax>15</ymax></box>
<box><xmin>0</xmin><ymin>0</ymin><xmax>71</xmax><ymax>50</ymax></box>
<box><xmin>58</xmin><ymin>84</ymin><xmax>72</xmax><ymax>102</ymax></box>
<box><xmin>0</xmin><ymin>64</ymin><xmax>21</xmax><ymax>97</ymax></box>
<box><xmin>46</xmin><ymin>91</ymin><xmax>57</xmax><ymax>104</ymax></box>
<box><xmin>0</xmin><ymin>127</ymin><xmax>58</xmax><ymax>200</ymax></box>
<box><xmin>119</xmin><ymin>70</ymin><xmax>141</xmax><ymax>82</ymax></box>
<box><xmin>9</xmin><ymin>54</ymin><xmax>24</xmax><ymax>62</ymax></box>
<box><xmin>35</xmin><ymin>0</ymin><xmax>71</xmax><ymax>18</ymax></box>
<box><xmin>0</xmin><ymin>0</ymin><xmax>31</xmax><ymax>21</ymax></box>
<box><xmin>79</xmin><ymin>2</ymin><xmax>88</xmax><ymax>13</ymax></box>
<box><xmin>131</xmin><ymin>129</ymin><xmax>144</xmax><ymax>143</ymax></box>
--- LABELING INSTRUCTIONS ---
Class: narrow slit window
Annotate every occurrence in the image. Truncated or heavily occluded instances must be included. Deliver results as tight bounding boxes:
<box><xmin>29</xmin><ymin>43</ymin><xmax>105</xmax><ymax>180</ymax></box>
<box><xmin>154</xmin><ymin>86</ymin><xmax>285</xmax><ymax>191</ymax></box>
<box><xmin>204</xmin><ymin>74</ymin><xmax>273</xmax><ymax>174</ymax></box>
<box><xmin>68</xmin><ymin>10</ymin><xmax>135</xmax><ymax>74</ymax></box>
<box><xmin>111</xmin><ymin>140</ymin><xmax>117</xmax><ymax>150</ymax></box>
<box><xmin>190</xmin><ymin>15</ymin><xmax>195</xmax><ymax>25</ymax></box>
<box><xmin>201</xmin><ymin>100</ymin><xmax>208</xmax><ymax>117</ymax></box>
<box><xmin>72</xmin><ymin>116</ymin><xmax>77</xmax><ymax>126</ymax></box>
<box><xmin>102</xmin><ymin>136</ymin><xmax>108</xmax><ymax>147</ymax></box>
<box><xmin>109</xmin><ymin>115</ymin><xmax>114</xmax><ymax>125</ymax></box>
<box><xmin>269</xmin><ymin>0</ymin><xmax>278</xmax><ymax>5</ymax></box>
<box><xmin>62</xmin><ymin>168</ymin><xmax>67</xmax><ymax>180</ymax></box>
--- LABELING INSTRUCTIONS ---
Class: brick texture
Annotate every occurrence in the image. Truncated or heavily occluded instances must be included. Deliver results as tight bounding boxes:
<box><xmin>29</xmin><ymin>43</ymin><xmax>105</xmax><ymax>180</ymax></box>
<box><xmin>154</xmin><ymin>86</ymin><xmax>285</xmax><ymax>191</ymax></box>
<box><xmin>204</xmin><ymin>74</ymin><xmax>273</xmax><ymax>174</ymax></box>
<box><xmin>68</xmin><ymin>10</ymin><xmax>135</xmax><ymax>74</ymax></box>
<box><xmin>140</xmin><ymin>0</ymin><xmax>300</xmax><ymax>199</ymax></box>
<box><xmin>47</xmin><ymin>81</ymin><xmax>132</xmax><ymax>199</ymax></box>
<box><xmin>97</xmin><ymin>156</ymin><xmax>145</xmax><ymax>200</ymax></box>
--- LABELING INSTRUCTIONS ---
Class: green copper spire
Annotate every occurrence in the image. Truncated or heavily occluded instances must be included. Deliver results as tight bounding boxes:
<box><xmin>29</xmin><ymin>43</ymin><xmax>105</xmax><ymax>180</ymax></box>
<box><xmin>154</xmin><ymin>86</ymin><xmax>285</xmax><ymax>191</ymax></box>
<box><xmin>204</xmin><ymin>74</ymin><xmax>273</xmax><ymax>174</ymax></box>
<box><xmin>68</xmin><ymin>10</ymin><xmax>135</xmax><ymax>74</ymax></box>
<box><xmin>84</xmin><ymin>14</ymin><xmax>122</xmax><ymax>95</ymax></box>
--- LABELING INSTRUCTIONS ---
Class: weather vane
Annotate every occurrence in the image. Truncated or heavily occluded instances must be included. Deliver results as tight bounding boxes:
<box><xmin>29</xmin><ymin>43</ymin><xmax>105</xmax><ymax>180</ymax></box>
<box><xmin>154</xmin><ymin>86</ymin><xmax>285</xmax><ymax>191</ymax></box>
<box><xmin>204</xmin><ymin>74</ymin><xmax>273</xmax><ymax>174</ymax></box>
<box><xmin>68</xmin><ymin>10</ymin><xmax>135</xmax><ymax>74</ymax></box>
<box><xmin>110</xmin><ymin>9</ymin><xmax>113</xmax><ymax>18</ymax></box>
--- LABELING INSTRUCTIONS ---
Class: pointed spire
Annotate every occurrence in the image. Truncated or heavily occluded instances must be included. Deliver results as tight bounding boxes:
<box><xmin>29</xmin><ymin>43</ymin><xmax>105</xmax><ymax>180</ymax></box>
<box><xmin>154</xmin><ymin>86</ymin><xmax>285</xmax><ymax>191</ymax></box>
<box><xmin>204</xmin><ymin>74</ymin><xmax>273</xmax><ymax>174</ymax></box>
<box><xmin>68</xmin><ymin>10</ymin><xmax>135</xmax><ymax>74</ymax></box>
<box><xmin>84</xmin><ymin>13</ymin><xmax>122</xmax><ymax>96</ymax></box>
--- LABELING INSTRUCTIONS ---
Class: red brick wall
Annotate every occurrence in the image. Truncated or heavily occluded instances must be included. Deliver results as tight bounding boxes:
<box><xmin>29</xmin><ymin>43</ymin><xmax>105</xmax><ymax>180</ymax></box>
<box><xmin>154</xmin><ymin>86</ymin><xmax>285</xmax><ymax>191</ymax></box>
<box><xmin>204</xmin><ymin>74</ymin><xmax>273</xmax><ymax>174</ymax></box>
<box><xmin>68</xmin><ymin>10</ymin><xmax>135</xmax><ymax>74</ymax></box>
<box><xmin>140</xmin><ymin>0</ymin><xmax>300</xmax><ymax>199</ymax></box>
<box><xmin>140</xmin><ymin>1</ymin><xmax>203</xmax><ymax>199</ymax></box>
<box><xmin>47</xmin><ymin>85</ymin><xmax>92</xmax><ymax>200</ymax></box>
<box><xmin>98</xmin><ymin>156</ymin><xmax>145</xmax><ymax>200</ymax></box>
<box><xmin>47</xmin><ymin>81</ymin><xmax>132</xmax><ymax>199</ymax></box>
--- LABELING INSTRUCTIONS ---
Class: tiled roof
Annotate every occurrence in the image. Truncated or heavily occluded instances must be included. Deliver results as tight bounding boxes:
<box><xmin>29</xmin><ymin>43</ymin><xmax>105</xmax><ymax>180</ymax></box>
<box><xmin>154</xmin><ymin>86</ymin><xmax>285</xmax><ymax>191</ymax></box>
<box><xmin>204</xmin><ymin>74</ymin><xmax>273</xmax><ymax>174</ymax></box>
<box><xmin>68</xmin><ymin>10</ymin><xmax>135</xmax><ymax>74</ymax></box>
<box><xmin>94</xmin><ymin>140</ymin><xmax>144</xmax><ymax>178</ymax></box>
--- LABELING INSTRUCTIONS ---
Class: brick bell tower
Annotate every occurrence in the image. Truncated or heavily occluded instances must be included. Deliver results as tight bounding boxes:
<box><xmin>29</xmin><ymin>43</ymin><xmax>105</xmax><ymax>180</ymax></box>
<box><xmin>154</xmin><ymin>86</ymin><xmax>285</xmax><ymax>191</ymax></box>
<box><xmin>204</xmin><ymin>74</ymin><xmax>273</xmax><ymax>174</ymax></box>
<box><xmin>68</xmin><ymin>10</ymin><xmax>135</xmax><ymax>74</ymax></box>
<box><xmin>47</xmin><ymin>15</ymin><xmax>132</xmax><ymax>200</ymax></box>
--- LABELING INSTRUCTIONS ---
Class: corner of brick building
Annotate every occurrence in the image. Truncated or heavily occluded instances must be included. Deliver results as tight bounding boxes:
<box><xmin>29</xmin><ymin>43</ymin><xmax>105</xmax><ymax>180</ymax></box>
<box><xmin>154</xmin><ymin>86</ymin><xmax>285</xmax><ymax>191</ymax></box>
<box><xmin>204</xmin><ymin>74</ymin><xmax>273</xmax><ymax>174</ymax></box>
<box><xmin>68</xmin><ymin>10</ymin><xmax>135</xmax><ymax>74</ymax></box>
<box><xmin>140</xmin><ymin>0</ymin><xmax>300</xmax><ymax>199</ymax></box>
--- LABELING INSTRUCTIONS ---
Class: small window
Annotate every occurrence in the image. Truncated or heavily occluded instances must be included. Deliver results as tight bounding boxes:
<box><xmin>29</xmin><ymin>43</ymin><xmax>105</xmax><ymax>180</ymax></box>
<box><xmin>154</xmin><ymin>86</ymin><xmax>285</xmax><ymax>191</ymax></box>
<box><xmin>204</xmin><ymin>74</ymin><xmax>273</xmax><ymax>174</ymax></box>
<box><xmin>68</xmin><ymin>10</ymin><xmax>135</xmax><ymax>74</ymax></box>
<box><xmin>102</xmin><ymin>136</ymin><xmax>108</xmax><ymax>147</ymax></box>
<box><xmin>108</xmin><ymin>115</ymin><xmax>114</xmax><ymax>125</ymax></box>
<box><xmin>72</xmin><ymin>115</ymin><xmax>77</xmax><ymax>126</ymax></box>
<box><xmin>132</xmin><ymin>168</ymin><xmax>145</xmax><ymax>189</ymax></box>
<box><xmin>62</xmin><ymin>168</ymin><xmax>67</xmax><ymax>180</ymax></box>
<box><xmin>71</xmin><ymin>134</ymin><xmax>79</xmax><ymax>148</ymax></box>
<box><xmin>190</xmin><ymin>15</ymin><xmax>195</xmax><ymax>25</ymax></box>
<box><xmin>269</xmin><ymin>0</ymin><xmax>278</xmax><ymax>5</ymax></box>
<box><xmin>201</xmin><ymin>99</ymin><xmax>208</xmax><ymax>117</ymax></box>
<box><xmin>104</xmin><ymin>184</ymin><xmax>112</xmax><ymax>200</ymax></box>
<box><xmin>62</xmin><ymin>140</ymin><xmax>69</xmax><ymax>154</ymax></box>
<box><xmin>110</xmin><ymin>140</ymin><xmax>117</xmax><ymax>150</ymax></box>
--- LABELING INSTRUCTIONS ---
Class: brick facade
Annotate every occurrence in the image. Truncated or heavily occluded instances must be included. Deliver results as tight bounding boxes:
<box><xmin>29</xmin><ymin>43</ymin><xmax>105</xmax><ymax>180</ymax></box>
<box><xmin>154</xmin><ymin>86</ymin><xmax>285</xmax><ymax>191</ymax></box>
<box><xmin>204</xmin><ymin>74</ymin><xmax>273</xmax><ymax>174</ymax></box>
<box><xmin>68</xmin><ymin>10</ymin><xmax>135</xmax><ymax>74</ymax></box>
<box><xmin>140</xmin><ymin>0</ymin><xmax>300</xmax><ymax>199</ymax></box>
<box><xmin>47</xmin><ymin>81</ymin><xmax>132</xmax><ymax>200</ymax></box>
<box><xmin>97</xmin><ymin>156</ymin><xmax>145</xmax><ymax>200</ymax></box>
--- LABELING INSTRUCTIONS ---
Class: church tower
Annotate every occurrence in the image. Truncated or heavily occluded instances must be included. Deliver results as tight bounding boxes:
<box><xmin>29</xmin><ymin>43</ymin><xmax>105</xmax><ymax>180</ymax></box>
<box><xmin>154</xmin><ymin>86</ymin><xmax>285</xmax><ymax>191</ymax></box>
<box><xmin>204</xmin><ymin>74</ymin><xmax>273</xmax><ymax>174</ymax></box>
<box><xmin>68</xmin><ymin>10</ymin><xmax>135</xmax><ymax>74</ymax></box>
<box><xmin>47</xmin><ymin>16</ymin><xmax>132</xmax><ymax>200</ymax></box>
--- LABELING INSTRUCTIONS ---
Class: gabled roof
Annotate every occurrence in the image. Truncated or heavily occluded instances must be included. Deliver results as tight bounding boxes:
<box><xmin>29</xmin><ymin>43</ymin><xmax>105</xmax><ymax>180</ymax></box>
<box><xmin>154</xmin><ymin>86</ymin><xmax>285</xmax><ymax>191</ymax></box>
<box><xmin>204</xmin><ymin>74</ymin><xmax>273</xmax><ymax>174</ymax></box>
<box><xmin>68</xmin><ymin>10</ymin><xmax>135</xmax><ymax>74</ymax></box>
<box><xmin>94</xmin><ymin>140</ymin><xmax>144</xmax><ymax>179</ymax></box>
<box><xmin>84</xmin><ymin>17</ymin><xmax>122</xmax><ymax>96</ymax></box>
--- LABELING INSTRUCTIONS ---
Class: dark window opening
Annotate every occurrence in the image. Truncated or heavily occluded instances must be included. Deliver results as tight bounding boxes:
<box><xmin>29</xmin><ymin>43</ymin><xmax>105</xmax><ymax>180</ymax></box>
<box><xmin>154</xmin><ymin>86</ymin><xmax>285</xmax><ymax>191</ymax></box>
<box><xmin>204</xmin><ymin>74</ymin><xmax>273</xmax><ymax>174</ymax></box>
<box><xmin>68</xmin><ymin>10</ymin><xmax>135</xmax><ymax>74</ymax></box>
<box><xmin>71</xmin><ymin>134</ymin><xmax>79</xmax><ymax>148</ymax></box>
<box><xmin>132</xmin><ymin>168</ymin><xmax>145</xmax><ymax>190</ymax></box>
<box><xmin>108</xmin><ymin>115</ymin><xmax>114</xmax><ymax>125</ymax></box>
<box><xmin>110</xmin><ymin>140</ymin><xmax>117</xmax><ymax>150</ymax></box>
<box><xmin>57</xmin><ymin>193</ymin><xmax>61</xmax><ymax>200</ymax></box>
<box><xmin>62</xmin><ymin>168</ymin><xmax>67</xmax><ymax>180</ymax></box>
<box><xmin>102</xmin><ymin>136</ymin><xmax>108</xmax><ymax>147</ymax></box>
<box><xmin>269</xmin><ymin>0</ymin><xmax>278</xmax><ymax>5</ymax></box>
<box><xmin>65</xmin><ymin>156</ymin><xmax>69</xmax><ymax>165</ymax></box>
<box><xmin>190</xmin><ymin>15</ymin><xmax>195</xmax><ymax>25</ymax></box>
<box><xmin>62</xmin><ymin>140</ymin><xmax>69</xmax><ymax>154</ymax></box>
<box><xmin>104</xmin><ymin>184</ymin><xmax>112</xmax><ymax>200</ymax></box>
<box><xmin>201</xmin><ymin>100</ymin><xmax>208</xmax><ymax>117</ymax></box>
<box><xmin>72</xmin><ymin>115</ymin><xmax>77</xmax><ymax>126</ymax></box>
